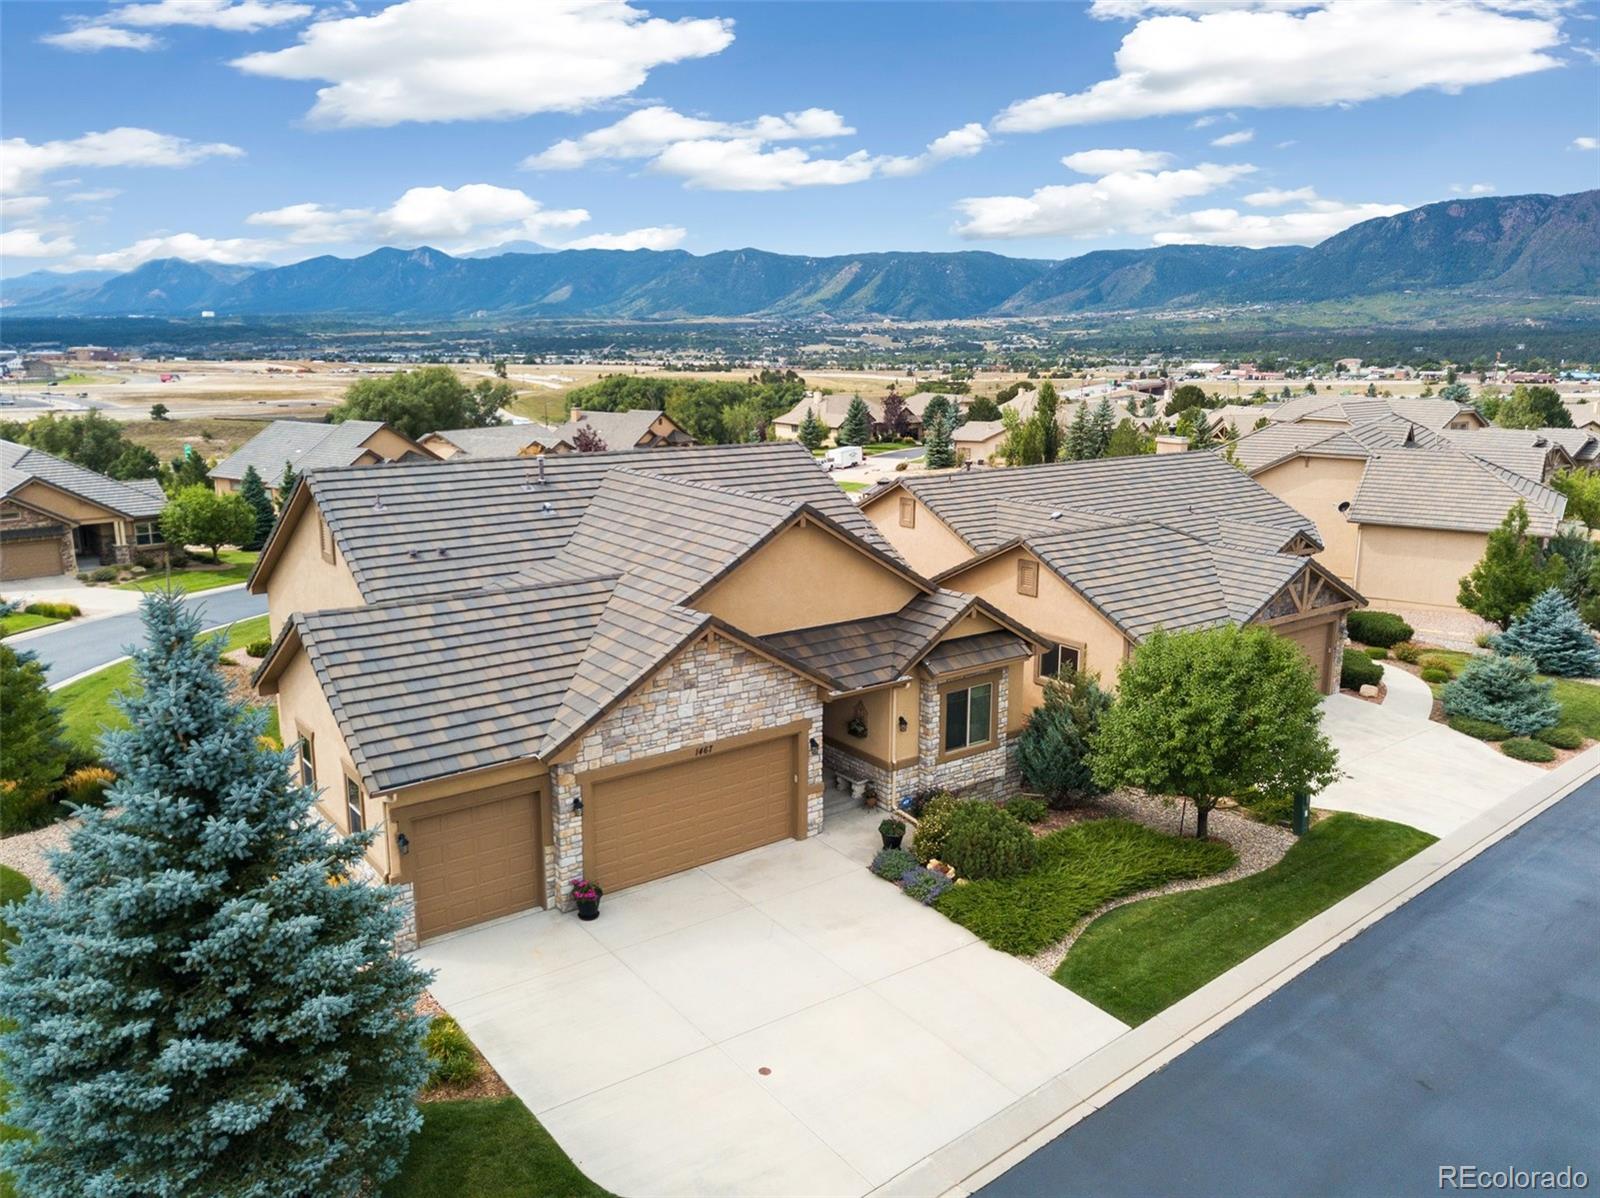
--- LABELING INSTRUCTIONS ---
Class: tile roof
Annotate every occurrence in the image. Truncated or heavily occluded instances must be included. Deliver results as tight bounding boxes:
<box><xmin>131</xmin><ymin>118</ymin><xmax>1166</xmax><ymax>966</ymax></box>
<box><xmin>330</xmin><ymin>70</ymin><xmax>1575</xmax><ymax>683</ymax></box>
<box><xmin>897</xmin><ymin>451</ymin><xmax>1318</xmax><ymax>556</ymax></box>
<box><xmin>762</xmin><ymin>589</ymin><xmax>978</xmax><ymax>692</ymax></box>
<box><xmin>428</xmin><ymin>423</ymin><xmax>571</xmax><ymax>457</ymax></box>
<box><xmin>562</xmin><ymin>408</ymin><xmax>680</xmax><ymax>448</ymax></box>
<box><xmin>1</xmin><ymin>440</ymin><xmax>166</xmax><ymax>519</ymax></box>
<box><xmin>290</xmin><ymin>440</ymin><xmax>897</xmax><ymax>605</ymax></box>
<box><xmin>1536</xmin><ymin>427</ymin><xmax>1600</xmax><ymax>463</ymax></box>
<box><xmin>1443</xmin><ymin>428</ymin><xmax>1574</xmax><ymax>482</ymax></box>
<box><xmin>1265</xmin><ymin>395</ymin><xmax>1477</xmax><ymax>430</ymax></box>
<box><xmin>919</xmin><ymin>630</ymin><xmax>1033</xmax><ymax>678</ymax></box>
<box><xmin>209</xmin><ymin>419</ymin><xmax>390</xmax><ymax>482</ymax></box>
<box><xmin>953</xmin><ymin>420</ymin><xmax>1006</xmax><ymax>444</ymax></box>
<box><xmin>1347</xmin><ymin>450</ymin><xmax>1566</xmax><ymax>536</ymax></box>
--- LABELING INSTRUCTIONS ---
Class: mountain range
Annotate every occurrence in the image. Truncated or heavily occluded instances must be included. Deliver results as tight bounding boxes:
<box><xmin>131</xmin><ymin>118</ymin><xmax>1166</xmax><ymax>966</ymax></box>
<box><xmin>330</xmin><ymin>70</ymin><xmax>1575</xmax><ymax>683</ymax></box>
<box><xmin>4</xmin><ymin>191</ymin><xmax>1595</xmax><ymax>323</ymax></box>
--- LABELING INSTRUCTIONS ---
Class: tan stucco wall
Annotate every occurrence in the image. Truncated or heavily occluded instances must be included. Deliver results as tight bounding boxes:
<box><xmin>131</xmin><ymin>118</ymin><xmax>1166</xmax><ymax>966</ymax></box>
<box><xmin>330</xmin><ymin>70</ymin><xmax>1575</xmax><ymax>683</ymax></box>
<box><xmin>276</xmin><ymin>651</ymin><xmax>387</xmax><ymax>876</ymax></box>
<box><xmin>264</xmin><ymin>501</ymin><xmax>365</xmax><ymax>637</ymax></box>
<box><xmin>862</xmin><ymin>491</ymin><xmax>974</xmax><ymax>578</ymax></box>
<box><xmin>417</xmin><ymin>435</ymin><xmax>461</xmax><ymax>459</ymax></box>
<box><xmin>694</xmin><ymin>518</ymin><xmax>921</xmax><ymax>635</ymax></box>
<box><xmin>957</xmin><ymin>436</ymin><xmax>1007</xmax><ymax>466</ymax></box>
<box><xmin>1355</xmin><ymin>523</ymin><xmax>1488</xmax><ymax>611</ymax></box>
<box><xmin>824</xmin><ymin>686</ymin><xmax>902</xmax><ymax>764</ymax></box>
<box><xmin>1254</xmin><ymin>456</ymin><xmax>1366</xmax><ymax>581</ymax></box>
<box><xmin>360</xmin><ymin>426</ymin><xmax>424</xmax><ymax>461</ymax></box>
<box><xmin>10</xmin><ymin>479</ymin><xmax>123</xmax><ymax>525</ymax></box>
<box><xmin>941</xmin><ymin>546</ymin><xmax>1131</xmax><ymax>718</ymax></box>
<box><xmin>212</xmin><ymin>477</ymin><xmax>239</xmax><ymax>495</ymax></box>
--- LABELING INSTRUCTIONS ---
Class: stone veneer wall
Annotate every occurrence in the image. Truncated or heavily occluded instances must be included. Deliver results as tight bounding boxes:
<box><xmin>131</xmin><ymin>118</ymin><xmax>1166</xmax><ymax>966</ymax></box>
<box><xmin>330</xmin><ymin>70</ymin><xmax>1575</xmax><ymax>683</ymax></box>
<box><xmin>0</xmin><ymin>501</ymin><xmax>76</xmax><ymax>575</ymax></box>
<box><xmin>546</xmin><ymin>634</ymin><xmax>824</xmax><ymax>910</ymax></box>
<box><xmin>914</xmin><ymin>668</ymin><xmax>1012</xmax><ymax>804</ymax></box>
<box><xmin>822</xmin><ymin>741</ymin><xmax>895</xmax><ymax>803</ymax></box>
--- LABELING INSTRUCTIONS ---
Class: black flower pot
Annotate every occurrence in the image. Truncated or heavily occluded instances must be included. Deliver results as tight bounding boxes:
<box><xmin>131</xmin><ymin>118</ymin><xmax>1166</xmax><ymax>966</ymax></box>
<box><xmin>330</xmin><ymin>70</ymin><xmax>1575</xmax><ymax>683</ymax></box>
<box><xmin>574</xmin><ymin>884</ymin><xmax>603</xmax><ymax>921</ymax></box>
<box><xmin>881</xmin><ymin>830</ymin><xmax>904</xmax><ymax>851</ymax></box>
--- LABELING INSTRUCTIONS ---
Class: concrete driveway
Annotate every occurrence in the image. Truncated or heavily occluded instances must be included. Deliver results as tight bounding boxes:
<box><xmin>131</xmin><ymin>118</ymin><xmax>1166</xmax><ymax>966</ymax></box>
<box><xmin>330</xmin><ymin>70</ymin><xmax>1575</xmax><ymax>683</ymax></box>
<box><xmin>417</xmin><ymin>808</ymin><xmax>1126</xmax><ymax>1197</ymax></box>
<box><xmin>1316</xmin><ymin>667</ymin><xmax>1538</xmax><ymax>836</ymax></box>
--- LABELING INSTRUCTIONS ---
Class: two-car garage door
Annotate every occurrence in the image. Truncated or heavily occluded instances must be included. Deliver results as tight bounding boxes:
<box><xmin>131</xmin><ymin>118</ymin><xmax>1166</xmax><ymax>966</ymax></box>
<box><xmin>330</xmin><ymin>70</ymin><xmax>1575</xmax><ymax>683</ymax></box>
<box><xmin>585</xmin><ymin>735</ymin><xmax>799</xmax><ymax>893</ymax></box>
<box><xmin>0</xmin><ymin>537</ymin><xmax>65</xmax><ymax>581</ymax></box>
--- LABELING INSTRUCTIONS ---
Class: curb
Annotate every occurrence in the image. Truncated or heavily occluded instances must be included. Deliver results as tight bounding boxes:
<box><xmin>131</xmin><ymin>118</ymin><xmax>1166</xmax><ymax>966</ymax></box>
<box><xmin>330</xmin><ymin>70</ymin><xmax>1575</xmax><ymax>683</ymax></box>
<box><xmin>870</xmin><ymin>744</ymin><xmax>1600</xmax><ymax>1198</ymax></box>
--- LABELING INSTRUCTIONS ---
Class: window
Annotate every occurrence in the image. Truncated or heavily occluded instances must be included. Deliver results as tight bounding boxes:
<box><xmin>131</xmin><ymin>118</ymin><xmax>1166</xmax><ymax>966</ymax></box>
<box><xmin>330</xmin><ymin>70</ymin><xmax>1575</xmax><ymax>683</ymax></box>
<box><xmin>1038</xmin><ymin>643</ymin><xmax>1081</xmax><ymax>680</ymax></box>
<box><xmin>297</xmin><ymin>733</ymin><xmax>315</xmax><ymax>788</ymax></box>
<box><xmin>943</xmin><ymin>680</ymin><xmax>993</xmax><ymax>754</ymax></box>
<box><xmin>133</xmin><ymin>521</ymin><xmax>160</xmax><ymax>546</ymax></box>
<box><xmin>318</xmin><ymin>514</ymin><xmax>335</xmax><ymax>564</ymax></box>
<box><xmin>344</xmin><ymin>774</ymin><xmax>365</xmax><ymax>833</ymax></box>
<box><xmin>898</xmin><ymin>497</ymin><xmax>916</xmax><ymax>529</ymax></box>
<box><xmin>1017</xmin><ymin>559</ymin><xmax>1039</xmax><ymax>597</ymax></box>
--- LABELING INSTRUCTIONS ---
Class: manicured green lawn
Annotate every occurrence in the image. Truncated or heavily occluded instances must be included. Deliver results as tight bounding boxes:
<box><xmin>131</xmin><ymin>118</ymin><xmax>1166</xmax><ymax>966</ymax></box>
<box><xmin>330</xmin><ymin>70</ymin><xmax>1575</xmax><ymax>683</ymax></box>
<box><xmin>932</xmin><ymin>818</ymin><xmax>1237</xmax><ymax>956</ymax></box>
<box><xmin>0</xmin><ymin>613</ymin><xmax>61</xmax><ymax>638</ymax></box>
<box><xmin>117</xmin><ymin>549</ymin><xmax>258</xmax><ymax>594</ymax></box>
<box><xmin>836</xmin><ymin>480</ymin><xmax>867</xmax><ymax>492</ymax></box>
<box><xmin>1056</xmin><ymin>813</ymin><xmax>1436</xmax><ymax>1025</ymax></box>
<box><xmin>384</xmin><ymin>1097</ymin><xmax>612</xmax><ymax>1198</ymax></box>
<box><xmin>55</xmin><ymin>615</ymin><xmax>273</xmax><ymax>752</ymax></box>
<box><xmin>0</xmin><ymin>865</ymin><xmax>32</xmax><ymax>966</ymax></box>
<box><xmin>1415</xmin><ymin>647</ymin><xmax>1600</xmax><ymax>739</ymax></box>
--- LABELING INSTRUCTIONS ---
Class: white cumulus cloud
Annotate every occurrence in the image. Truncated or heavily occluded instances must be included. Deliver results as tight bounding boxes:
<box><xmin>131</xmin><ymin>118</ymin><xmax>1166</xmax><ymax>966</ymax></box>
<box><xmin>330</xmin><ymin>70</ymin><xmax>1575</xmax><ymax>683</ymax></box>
<box><xmin>0</xmin><ymin>195</ymin><xmax>52</xmax><ymax>220</ymax></box>
<box><xmin>65</xmin><ymin>232</ymin><xmax>278</xmax><ymax>271</ymax></box>
<box><xmin>1</xmin><ymin>228</ymin><xmax>78</xmax><ymax>258</ymax></box>
<box><xmin>954</xmin><ymin>159</ymin><xmax>1255</xmax><ymax>240</ymax></box>
<box><xmin>1449</xmin><ymin>182</ymin><xmax>1497</xmax><ymax>194</ymax></box>
<box><xmin>41</xmin><ymin>26</ymin><xmax>160</xmax><ymax>51</ymax></box>
<box><xmin>1061</xmin><ymin>147</ymin><xmax>1174</xmax><ymax>175</ymax></box>
<box><xmin>42</xmin><ymin>0</ymin><xmax>311</xmax><ymax>51</ymax></box>
<box><xmin>1242</xmin><ymin>185</ymin><xmax>1318</xmax><ymax>206</ymax></box>
<box><xmin>559</xmin><ymin>226</ymin><xmax>687</xmax><ymax>251</ymax></box>
<box><xmin>995</xmin><ymin>1</ymin><xmax>1564</xmax><ymax>131</ymax></box>
<box><xmin>233</xmin><ymin>0</ymin><xmax>735</xmax><ymax>127</ymax></box>
<box><xmin>1</xmin><ymin>128</ymin><xmax>243</xmax><ymax>194</ymax></box>
<box><xmin>524</xmin><ymin>106</ymin><xmax>854</xmax><ymax>170</ymax></box>
<box><xmin>247</xmin><ymin>183</ymin><xmax>593</xmax><ymax>251</ymax></box>
<box><xmin>1210</xmin><ymin>129</ymin><xmax>1255</xmax><ymax>147</ymax></box>
<box><xmin>1574</xmin><ymin>136</ymin><xmax>1599</xmax><ymax>150</ymax></box>
<box><xmin>1152</xmin><ymin>198</ymin><xmax>1407</xmax><ymax>247</ymax></box>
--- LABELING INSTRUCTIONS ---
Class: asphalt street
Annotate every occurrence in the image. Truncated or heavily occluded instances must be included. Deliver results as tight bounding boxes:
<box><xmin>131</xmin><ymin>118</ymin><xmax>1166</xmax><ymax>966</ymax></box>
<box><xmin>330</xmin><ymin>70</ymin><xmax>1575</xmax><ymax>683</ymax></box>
<box><xmin>979</xmin><ymin>778</ymin><xmax>1600</xmax><ymax>1198</ymax></box>
<box><xmin>26</xmin><ymin>587</ymin><xmax>268</xmax><ymax>685</ymax></box>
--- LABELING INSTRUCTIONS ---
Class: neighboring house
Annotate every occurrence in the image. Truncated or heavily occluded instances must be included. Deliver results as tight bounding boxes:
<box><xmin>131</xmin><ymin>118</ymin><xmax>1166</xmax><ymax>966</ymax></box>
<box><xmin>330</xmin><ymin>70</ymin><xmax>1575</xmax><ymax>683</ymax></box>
<box><xmin>419</xmin><ymin>424</ymin><xmax>574</xmax><ymax>459</ymax></box>
<box><xmin>209</xmin><ymin>420</ymin><xmax>432</xmax><ymax>498</ymax></box>
<box><xmin>953</xmin><ymin>420</ymin><xmax>1008</xmax><ymax>464</ymax></box>
<box><xmin>770</xmin><ymin>392</ymin><xmax>961</xmax><ymax>441</ymax></box>
<box><xmin>0</xmin><ymin>440</ymin><xmax>167</xmax><ymax>580</ymax></box>
<box><xmin>860</xmin><ymin>453</ymin><xmax>1358</xmax><ymax>698</ymax></box>
<box><xmin>248</xmin><ymin>442</ymin><xmax>1043</xmax><ymax>946</ymax></box>
<box><xmin>1266</xmin><ymin>396</ymin><xmax>1486</xmax><ymax>431</ymax></box>
<box><xmin>1442</xmin><ymin>428</ymin><xmax>1587</xmax><ymax>482</ymax></box>
<box><xmin>561</xmin><ymin>408</ymin><xmax>694</xmax><ymax>449</ymax></box>
<box><xmin>1231</xmin><ymin>415</ymin><xmax>1566</xmax><ymax>611</ymax></box>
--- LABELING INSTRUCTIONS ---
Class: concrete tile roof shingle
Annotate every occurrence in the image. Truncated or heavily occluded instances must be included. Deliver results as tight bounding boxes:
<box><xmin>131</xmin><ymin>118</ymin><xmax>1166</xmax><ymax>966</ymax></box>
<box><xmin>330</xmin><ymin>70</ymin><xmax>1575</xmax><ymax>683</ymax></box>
<box><xmin>563</xmin><ymin>408</ymin><xmax>674</xmax><ymax>448</ymax></box>
<box><xmin>1347</xmin><ymin>450</ymin><xmax>1566</xmax><ymax>536</ymax></box>
<box><xmin>763</xmin><ymin>589</ymin><xmax>978</xmax><ymax>692</ymax></box>
<box><xmin>428</xmin><ymin>423</ymin><xmax>570</xmax><ymax>457</ymax></box>
<box><xmin>919</xmin><ymin>630</ymin><xmax>1033</xmax><ymax>678</ymax></box>
<box><xmin>209</xmin><ymin>419</ymin><xmax>390</xmax><ymax>482</ymax></box>
<box><xmin>1</xmin><ymin>439</ymin><xmax>166</xmax><ymax>519</ymax></box>
<box><xmin>1442</xmin><ymin>428</ymin><xmax>1572</xmax><ymax>482</ymax></box>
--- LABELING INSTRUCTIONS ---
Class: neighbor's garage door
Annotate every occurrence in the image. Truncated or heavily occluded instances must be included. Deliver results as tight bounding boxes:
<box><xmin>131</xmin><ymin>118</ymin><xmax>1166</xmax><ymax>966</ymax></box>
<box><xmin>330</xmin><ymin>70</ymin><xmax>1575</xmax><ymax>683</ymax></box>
<box><xmin>587</xmin><ymin>735</ymin><xmax>797</xmax><ymax>892</ymax></box>
<box><xmin>0</xmin><ymin>537</ymin><xmax>65</xmax><ymax>581</ymax></box>
<box><xmin>1280</xmin><ymin>618</ymin><xmax>1337</xmax><ymax>695</ymax></box>
<box><xmin>408</xmin><ymin>783</ymin><xmax>543</xmax><ymax>941</ymax></box>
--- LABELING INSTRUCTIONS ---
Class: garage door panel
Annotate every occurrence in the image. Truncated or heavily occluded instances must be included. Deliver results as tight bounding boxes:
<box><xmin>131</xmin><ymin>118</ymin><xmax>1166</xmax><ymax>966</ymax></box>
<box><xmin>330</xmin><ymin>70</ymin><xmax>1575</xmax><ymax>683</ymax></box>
<box><xmin>1281</xmin><ymin>619</ymin><xmax>1335</xmax><ymax>694</ymax></box>
<box><xmin>588</xmin><ymin>736</ymin><xmax>796</xmax><ymax>893</ymax></box>
<box><xmin>410</xmin><ymin>790</ymin><xmax>542</xmax><ymax>940</ymax></box>
<box><xmin>0</xmin><ymin>539</ymin><xmax>65</xmax><ymax>581</ymax></box>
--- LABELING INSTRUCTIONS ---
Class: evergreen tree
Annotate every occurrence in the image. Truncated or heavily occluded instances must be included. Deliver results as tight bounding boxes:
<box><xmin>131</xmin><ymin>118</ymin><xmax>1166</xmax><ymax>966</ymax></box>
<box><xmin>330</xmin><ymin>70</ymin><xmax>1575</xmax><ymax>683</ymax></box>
<box><xmin>924</xmin><ymin>412</ymin><xmax>957</xmax><ymax>469</ymax></box>
<box><xmin>1017</xmin><ymin>669</ymin><xmax>1111</xmax><ymax>808</ymax></box>
<box><xmin>239</xmin><ymin>465</ymin><xmax>277</xmax><ymax>551</ymax></box>
<box><xmin>1105</xmin><ymin>418</ymin><xmax>1150</xmax><ymax>457</ymax></box>
<box><xmin>1088</xmin><ymin>397</ymin><xmax>1116</xmax><ymax>459</ymax></box>
<box><xmin>921</xmin><ymin>393</ymin><xmax>955</xmax><ymax>434</ymax></box>
<box><xmin>797</xmin><ymin>406</ymin><xmax>827</xmax><ymax>451</ymax></box>
<box><xmin>838</xmin><ymin>395</ymin><xmax>873</xmax><ymax>447</ymax></box>
<box><xmin>1064</xmin><ymin>403</ymin><xmax>1093</xmax><ymax>461</ymax></box>
<box><xmin>277</xmin><ymin>461</ymin><xmax>299</xmax><ymax>512</ymax></box>
<box><xmin>966</xmin><ymin>395</ymin><xmax>1002</xmax><ymax>422</ymax></box>
<box><xmin>1492</xmin><ymin>587</ymin><xmax>1600</xmax><ymax>677</ymax></box>
<box><xmin>998</xmin><ymin>407</ymin><xmax>1042</xmax><ymax>466</ymax></box>
<box><xmin>0</xmin><ymin>594</ymin><xmax>431</xmax><ymax>1196</ymax></box>
<box><xmin>0</xmin><ymin>636</ymin><xmax>69</xmax><ymax>831</ymax></box>
<box><xmin>1458</xmin><ymin>501</ymin><xmax>1567</xmax><ymax>626</ymax></box>
<box><xmin>1441</xmin><ymin>653</ymin><xmax>1559</xmax><ymax>734</ymax></box>
<box><xmin>1034</xmin><ymin>382</ymin><xmax>1060</xmax><ymax>462</ymax></box>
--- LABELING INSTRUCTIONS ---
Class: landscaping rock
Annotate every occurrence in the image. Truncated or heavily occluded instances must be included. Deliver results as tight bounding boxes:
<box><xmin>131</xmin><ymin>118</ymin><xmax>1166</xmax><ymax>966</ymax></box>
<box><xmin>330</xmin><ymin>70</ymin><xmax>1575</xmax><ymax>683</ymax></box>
<box><xmin>1360</xmin><ymin>684</ymin><xmax>1380</xmax><ymax>698</ymax></box>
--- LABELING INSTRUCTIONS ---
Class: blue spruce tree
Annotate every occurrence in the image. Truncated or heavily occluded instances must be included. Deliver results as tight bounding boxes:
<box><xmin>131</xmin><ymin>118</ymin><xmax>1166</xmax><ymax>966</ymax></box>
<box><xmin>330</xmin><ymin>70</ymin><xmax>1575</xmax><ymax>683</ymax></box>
<box><xmin>0</xmin><ymin>592</ymin><xmax>430</xmax><ymax>1196</ymax></box>
<box><xmin>1493</xmin><ymin>586</ymin><xmax>1600</xmax><ymax>676</ymax></box>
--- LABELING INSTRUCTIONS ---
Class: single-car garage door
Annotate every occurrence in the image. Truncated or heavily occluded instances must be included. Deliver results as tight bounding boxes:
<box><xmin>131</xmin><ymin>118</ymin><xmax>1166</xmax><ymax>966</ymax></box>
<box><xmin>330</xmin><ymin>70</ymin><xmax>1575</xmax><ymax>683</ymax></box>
<box><xmin>1280</xmin><ymin>618</ymin><xmax>1337</xmax><ymax>695</ymax></box>
<box><xmin>407</xmin><ymin>783</ymin><xmax>543</xmax><ymax>941</ymax></box>
<box><xmin>0</xmin><ymin>537</ymin><xmax>65</xmax><ymax>581</ymax></box>
<box><xmin>586</xmin><ymin>735</ymin><xmax>798</xmax><ymax>893</ymax></box>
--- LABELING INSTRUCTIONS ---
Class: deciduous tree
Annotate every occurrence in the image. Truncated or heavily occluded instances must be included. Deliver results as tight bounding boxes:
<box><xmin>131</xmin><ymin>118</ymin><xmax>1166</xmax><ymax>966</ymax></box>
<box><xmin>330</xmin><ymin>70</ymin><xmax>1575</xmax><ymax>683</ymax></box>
<box><xmin>329</xmin><ymin>366</ymin><xmax>509</xmax><ymax>439</ymax></box>
<box><xmin>1034</xmin><ymin>382</ymin><xmax>1061</xmax><ymax>462</ymax></box>
<box><xmin>1458</xmin><ymin>501</ymin><xmax>1566</xmax><ymax>626</ymax></box>
<box><xmin>1164</xmin><ymin>383</ymin><xmax>1207</xmax><ymax>417</ymax></box>
<box><xmin>160</xmin><ymin>485</ymin><xmax>255</xmax><ymax>562</ymax></box>
<box><xmin>572</xmin><ymin>424</ymin><xmax>608</xmax><ymax>453</ymax></box>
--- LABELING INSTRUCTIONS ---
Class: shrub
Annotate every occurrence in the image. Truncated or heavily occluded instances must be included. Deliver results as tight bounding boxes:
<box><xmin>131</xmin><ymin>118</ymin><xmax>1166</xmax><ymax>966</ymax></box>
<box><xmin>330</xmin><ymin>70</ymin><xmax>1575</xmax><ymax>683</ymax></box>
<box><xmin>1365</xmin><ymin>647</ymin><xmax>1388</xmax><ymax>660</ymax></box>
<box><xmin>1447</xmin><ymin>715</ymin><xmax>1511</xmax><ymax>740</ymax></box>
<box><xmin>1391</xmin><ymin>641</ymin><xmax>1422</xmax><ymax>663</ymax></box>
<box><xmin>1016</xmin><ymin>668</ymin><xmax>1111</xmax><ymax>809</ymax></box>
<box><xmin>1416</xmin><ymin>654</ymin><xmax>1458</xmax><ymax>679</ymax></box>
<box><xmin>1536</xmin><ymin>725</ymin><xmax>1584</xmax><ymax>750</ymax></box>
<box><xmin>899</xmin><ymin>866</ymin><xmax>953</xmax><ymax>905</ymax></box>
<box><xmin>1004</xmin><ymin>796</ymin><xmax>1048</xmax><ymax>824</ymax></box>
<box><xmin>424</xmin><ymin>1015</ymin><xmax>479</xmax><ymax>1088</ymax></box>
<box><xmin>0</xmin><ymin>779</ymin><xmax>53</xmax><ymax>834</ymax></box>
<box><xmin>61</xmin><ymin>766</ymin><xmax>115</xmax><ymax>808</ymax></box>
<box><xmin>1420</xmin><ymin>667</ymin><xmax>1451</xmax><ymax>684</ymax></box>
<box><xmin>245</xmin><ymin>639</ymin><xmax>272</xmax><ymax>658</ymax></box>
<box><xmin>90</xmin><ymin>566</ymin><xmax>119</xmax><ymax>583</ymax></box>
<box><xmin>1501</xmin><ymin>737</ymin><xmax>1556</xmax><ymax>763</ymax></box>
<box><xmin>871</xmin><ymin>847</ymin><xmax>918</xmax><ymax>881</ymax></box>
<box><xmin>1492</xmin><ymin>587</ymin><xmax>1600</xmax><ymax>677</ymax></box>
<box><xmin>24</xmin><ymin>601</ymin><xmax>80</xmax><ymax>620</ymax></box>
<box><xmin>1441</xmin><ymin>654</ymin><xmax>1559</xmax><ymax>735</ymax></box>
<box><xmin>1347</xmin><ymin>610</ymin><xmax>1414</xmax><ymax>647</ymax></box>
<box><xmin>904</xmin><ymin>788</ymin><xmax>945</xmax><ymax>819</ymax></box>
<box><xmin>1340</xmin><ymin>649</ymin><xmax>1384</xmax><ymax>689</ymax></box>
<box><xmin>1475</xmin><ymin>633</ymin><xmax>1494</xmax><ymax>649</ymax></box>
<box><xmin>911</xmin><ymin>794</ymin><xmax>961</xmax><ymax>864</ymax></box>
<box><xmin>938</xmin><ymin>802</ymin><xmax>1039</xmax><ymax>880</ymax></box>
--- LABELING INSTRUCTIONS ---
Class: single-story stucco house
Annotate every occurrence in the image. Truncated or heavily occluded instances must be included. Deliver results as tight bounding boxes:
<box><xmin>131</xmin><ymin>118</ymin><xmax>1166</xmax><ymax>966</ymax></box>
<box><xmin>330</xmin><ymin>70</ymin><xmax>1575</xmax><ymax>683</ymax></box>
<box><xmin>770</xmin><ymin>392</ymin><xmax>964</xmax><ymax>442</ymax></box>
<box><xmin>953</xmin><ymin>420</ymin><xmax>1008</xmax><ymax>464</ymax></box>
<box><xmin>860</xmin><ymin>452</ymin><xmax>1361</xmax><ymax>698</ymax></box>
<box><xmin>249</xmin><ymin>442</ymin><xmax>1044</xmax><ymax>946</ymax></box>
<box><xmin>422</xmin><ymin>409</ymin><xmax>692</xmax><ymax>458</ymax></box>
<box><xmin>210</xmin><ymin>420</ymin><xmax>432</xmax><ymax>498</ymax></box>
<box><xmin>1</xmin><ymin>440</ymin><xmax>168</xmax><ymax>580</ymax></box>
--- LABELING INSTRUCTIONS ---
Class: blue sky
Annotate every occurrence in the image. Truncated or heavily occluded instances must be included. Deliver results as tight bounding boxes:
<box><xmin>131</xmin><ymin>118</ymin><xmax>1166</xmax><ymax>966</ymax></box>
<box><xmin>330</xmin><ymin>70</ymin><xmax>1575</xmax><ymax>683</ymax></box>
<box><xmin>2</xmin><ymin>0</ymin><xmax>1598</xmax><ymax>276</ymax></box>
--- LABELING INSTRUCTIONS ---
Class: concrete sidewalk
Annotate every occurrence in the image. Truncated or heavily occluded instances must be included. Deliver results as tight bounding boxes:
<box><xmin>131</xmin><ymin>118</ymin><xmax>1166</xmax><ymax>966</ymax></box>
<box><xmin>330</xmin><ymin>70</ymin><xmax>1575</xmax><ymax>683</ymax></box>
<box><xmin>872</xmin><ymin>744</ymin><xmax>1600</xmax><ymax>1198</ymax></box>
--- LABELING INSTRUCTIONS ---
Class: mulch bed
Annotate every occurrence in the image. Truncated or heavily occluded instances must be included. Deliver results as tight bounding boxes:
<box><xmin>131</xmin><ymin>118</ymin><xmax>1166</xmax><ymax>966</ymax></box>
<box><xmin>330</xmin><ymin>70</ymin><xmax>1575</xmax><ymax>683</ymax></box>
<box><xmin>416</xmin><ymin>992</ymin><xmax>511</xmax><ymax>1103</ymax></box>
<box><xmin>1341</xmin><ymin>682</ymin><xmax>1387</xmax><ymax>705</ymax></box>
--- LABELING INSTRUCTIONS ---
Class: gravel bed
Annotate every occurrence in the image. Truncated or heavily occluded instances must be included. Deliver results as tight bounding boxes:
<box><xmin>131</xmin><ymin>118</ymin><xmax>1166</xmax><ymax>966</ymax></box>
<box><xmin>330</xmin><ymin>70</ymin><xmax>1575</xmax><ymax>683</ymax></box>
<box><xmin>1027</xmin><ymin>790</ymin><xmax>1295</xmax><ymax>975</ymax></box>
<box><xmin>0</xmin><ymin>819</ymin><xmax>77</xmax><ymax>896</ymax></box>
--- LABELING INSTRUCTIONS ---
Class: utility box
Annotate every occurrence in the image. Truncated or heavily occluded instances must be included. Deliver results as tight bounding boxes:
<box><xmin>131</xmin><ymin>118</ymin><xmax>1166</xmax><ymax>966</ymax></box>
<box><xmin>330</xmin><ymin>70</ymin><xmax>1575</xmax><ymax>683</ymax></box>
<box><xmin>1292</xmin><ymin>792</ymin><xmax>1311</xmax><ymax>836</ymax></box>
